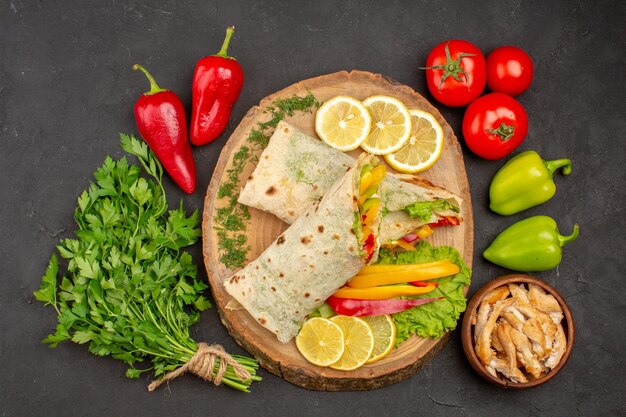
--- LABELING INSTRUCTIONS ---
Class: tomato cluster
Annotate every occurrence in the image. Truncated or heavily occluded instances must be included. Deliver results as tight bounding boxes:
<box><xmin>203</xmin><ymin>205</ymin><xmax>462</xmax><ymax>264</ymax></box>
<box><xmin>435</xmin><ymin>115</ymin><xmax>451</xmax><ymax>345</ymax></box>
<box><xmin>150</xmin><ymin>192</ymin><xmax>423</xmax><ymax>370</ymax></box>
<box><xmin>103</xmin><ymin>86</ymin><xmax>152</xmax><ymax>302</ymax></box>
<box><xmin>423</xmin><ymin>41</ymin><xmax>533</xmax><ymax>160</ymax></box>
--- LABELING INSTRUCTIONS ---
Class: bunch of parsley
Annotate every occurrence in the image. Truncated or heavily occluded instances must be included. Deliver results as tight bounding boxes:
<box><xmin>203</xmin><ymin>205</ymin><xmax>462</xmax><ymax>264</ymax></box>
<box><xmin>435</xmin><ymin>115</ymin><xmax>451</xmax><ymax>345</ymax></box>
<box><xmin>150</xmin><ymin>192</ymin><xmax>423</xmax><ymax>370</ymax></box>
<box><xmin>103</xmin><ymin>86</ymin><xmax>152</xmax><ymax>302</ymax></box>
<box><xmin>34</xmin><ymin>135</ymin><xmax>260</xmax><ymax>391</ymax></box>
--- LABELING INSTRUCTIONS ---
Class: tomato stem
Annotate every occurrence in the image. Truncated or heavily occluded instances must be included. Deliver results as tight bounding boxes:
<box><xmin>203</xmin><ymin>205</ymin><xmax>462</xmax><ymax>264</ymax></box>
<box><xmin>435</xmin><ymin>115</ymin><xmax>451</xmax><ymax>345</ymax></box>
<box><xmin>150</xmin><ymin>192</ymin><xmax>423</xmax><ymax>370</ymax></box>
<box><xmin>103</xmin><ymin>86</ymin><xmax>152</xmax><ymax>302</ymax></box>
<box><xmin>420</xmin><ymin>42</ymin><xmax>476</xmax><ymax>89</ymax></box>
<box><xmin>486</xmin><ymin>122</ymin><xmax>515</xmax><ymax>141</ymax></box>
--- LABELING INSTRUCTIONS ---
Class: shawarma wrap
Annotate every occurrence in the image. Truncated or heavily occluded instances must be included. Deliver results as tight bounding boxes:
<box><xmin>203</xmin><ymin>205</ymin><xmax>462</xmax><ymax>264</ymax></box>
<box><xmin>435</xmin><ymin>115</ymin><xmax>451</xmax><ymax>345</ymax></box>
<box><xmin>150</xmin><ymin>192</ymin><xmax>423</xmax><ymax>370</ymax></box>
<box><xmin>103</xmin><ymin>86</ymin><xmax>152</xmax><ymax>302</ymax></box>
<box><xmin>224</xmin><ymin>153</ymin><xmax>385</xmax><ymax>343</ymax></box>
<box><xmin>238</xmin><ymin>121</ymin><xmax>462</xmax><ymax>244</ymax></box>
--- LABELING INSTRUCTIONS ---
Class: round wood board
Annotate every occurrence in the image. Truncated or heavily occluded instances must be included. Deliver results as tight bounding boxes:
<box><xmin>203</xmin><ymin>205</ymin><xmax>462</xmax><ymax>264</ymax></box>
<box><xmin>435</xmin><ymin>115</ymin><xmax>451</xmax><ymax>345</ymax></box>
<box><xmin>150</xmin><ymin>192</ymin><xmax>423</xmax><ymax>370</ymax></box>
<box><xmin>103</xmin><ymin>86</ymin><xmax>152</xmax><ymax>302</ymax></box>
<box><xmin>202</xmin><ymin>70</ymin><xmax>474</xmax><ymax>391</ymax></box>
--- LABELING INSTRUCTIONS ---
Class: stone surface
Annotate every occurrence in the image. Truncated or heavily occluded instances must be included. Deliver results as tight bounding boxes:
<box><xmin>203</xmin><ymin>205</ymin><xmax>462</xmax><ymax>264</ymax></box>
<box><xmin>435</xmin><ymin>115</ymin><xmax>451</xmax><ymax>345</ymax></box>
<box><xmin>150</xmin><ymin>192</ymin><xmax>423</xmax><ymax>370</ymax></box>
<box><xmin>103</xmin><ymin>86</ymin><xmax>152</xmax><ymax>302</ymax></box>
<box><xmin>0</xmin><ymin>0</ymin><xmax>623</xmax><ymax>415</ymax></box>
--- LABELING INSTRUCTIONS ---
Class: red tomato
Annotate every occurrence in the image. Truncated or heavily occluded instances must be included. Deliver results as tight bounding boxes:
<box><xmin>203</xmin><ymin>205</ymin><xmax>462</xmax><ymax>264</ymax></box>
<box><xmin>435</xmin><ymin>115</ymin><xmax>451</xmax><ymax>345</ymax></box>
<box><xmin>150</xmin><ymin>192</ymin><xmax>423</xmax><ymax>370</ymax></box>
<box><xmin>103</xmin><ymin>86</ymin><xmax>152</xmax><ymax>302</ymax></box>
<box><xmin>462</xmin><ymin>93</ymin><xmax>528</xmax><ymax>160</ymax></box>
<box><xmin>486</xmin><ymin>46</ymin><xmax>534</xmax><ymax>96</ymax></box>
<box><xmin>423</xmin><ymin>40</ymin><xmax>486</xmax><ymax>107</ymax></box>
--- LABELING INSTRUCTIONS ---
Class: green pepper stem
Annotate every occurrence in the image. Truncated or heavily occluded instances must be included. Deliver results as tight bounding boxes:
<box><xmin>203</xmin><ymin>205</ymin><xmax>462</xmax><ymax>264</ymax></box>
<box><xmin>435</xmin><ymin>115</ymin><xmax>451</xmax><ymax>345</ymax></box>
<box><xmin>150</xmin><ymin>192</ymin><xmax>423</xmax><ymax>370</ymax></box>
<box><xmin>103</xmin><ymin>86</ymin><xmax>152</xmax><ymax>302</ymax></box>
<box><xmin>545</xmin><ymin>158</ymin><xmax>572</xmax><ymax>176</ymax></box>
<box><xmin>215</xmin><ymin>26</ymin><xmax>235</xmax><ymax>58</ymax></box>
<box><xmin>132</xmin><ymin>64</ymin><xmax>166</xmax><ymax>95</ymax></box>
<box><xmin>557</xmin><ymin>223</ymin><xmax>579</xmax><ymax>247</ymax></box>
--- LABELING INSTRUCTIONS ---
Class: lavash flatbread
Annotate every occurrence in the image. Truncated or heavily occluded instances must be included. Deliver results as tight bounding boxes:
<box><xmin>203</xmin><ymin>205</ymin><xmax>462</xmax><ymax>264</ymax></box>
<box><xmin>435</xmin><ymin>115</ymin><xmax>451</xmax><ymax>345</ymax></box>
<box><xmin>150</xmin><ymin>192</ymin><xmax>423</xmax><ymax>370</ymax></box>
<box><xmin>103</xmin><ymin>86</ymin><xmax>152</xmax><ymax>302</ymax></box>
<box><xmin>224</xmin><ymin>153</ymin><xmax>382</xmax><ymax>343</ymax></box>
<box><xmin>238</xmin><ymin>121</ymin><xmax>462</xmax><ymax>242</ymax></box>
<box><xmin>378</xmin><ymin>175</ymin><xmax>460</xmax><ymax>242</ymax></box>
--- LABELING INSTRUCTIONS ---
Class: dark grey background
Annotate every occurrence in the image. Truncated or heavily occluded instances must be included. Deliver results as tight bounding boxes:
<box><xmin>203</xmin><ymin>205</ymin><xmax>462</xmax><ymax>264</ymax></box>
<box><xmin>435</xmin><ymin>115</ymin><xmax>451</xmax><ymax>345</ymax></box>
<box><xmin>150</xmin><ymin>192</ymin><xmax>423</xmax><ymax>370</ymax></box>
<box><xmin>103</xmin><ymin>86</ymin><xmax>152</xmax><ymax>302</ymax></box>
<box><xmin>1</xmin><ymin>0</ymin><xmax>624</xmax><ymax>416</ymax></box>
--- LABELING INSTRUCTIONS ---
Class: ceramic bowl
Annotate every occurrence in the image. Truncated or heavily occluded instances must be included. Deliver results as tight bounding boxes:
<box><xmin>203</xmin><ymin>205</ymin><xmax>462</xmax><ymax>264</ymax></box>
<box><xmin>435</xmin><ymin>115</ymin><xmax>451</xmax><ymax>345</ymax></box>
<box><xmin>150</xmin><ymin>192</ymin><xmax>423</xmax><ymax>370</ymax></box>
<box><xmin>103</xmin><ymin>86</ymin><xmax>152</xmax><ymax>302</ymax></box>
<box><xmin>461</xmin><ymin>274</ymin><xmax>574</xmax><ymax>389</ymax></box>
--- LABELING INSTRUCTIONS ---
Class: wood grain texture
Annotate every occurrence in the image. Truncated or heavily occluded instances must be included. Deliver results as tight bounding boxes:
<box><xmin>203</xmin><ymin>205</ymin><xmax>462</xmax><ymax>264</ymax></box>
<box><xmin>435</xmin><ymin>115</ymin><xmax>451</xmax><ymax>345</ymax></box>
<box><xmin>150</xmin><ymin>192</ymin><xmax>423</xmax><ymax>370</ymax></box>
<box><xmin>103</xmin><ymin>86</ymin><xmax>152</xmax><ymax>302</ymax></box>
<box><xmin>202</xmin><ymin>70</ymin><xmax>474</xmax><ymax>391</ymax></box>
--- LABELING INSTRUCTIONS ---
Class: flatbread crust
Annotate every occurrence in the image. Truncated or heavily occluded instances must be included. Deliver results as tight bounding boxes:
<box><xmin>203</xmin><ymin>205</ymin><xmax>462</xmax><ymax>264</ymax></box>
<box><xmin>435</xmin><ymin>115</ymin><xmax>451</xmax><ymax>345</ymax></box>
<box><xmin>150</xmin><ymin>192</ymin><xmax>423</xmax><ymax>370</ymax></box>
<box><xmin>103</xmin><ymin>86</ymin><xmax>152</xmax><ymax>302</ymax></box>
<box><xmin>238</xmin><ymin>121</ymin><xmax>462</xmax><ymax>243</ymax></box>
<box><xmin>225</xmin><ymin>154</ymin><xmax>381</xmax><ymax>343</ymax></box>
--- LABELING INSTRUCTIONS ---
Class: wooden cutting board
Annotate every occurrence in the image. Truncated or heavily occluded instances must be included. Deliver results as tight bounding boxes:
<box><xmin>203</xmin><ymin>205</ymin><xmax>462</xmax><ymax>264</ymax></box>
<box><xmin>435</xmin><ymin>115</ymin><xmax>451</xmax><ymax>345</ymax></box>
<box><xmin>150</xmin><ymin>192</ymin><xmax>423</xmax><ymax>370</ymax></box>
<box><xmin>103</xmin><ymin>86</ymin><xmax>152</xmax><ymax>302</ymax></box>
<box><xmin>202</xmin><ymin>70</ymin><xmax>473</xmax><ymax>391</ymax></box>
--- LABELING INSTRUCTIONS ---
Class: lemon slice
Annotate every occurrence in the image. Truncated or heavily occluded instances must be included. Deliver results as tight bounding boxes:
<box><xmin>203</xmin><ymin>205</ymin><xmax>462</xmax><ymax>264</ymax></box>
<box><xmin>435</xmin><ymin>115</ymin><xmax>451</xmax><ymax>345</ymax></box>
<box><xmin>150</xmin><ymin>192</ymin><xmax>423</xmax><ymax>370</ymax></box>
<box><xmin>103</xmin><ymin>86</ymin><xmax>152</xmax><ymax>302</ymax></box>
<box><xmin>296</xmin><ymin>317</ymin><xmax>345</xmax><ymax>367</ymax></box>
<box><xmin>384</xmin><ymin>109</ymin><xmax>444</xmax><ymax>173</ymax></box>
<box><xmin>361</xmin><ymin>315</ymin><xmax>396</xmax><ymax>364</ymax></box>
<box><xmin>360</xmin><ymin>96</ymin><xmax>412</xmax><ymax>155</ymax></box>
<box><xmin>329</xmin><ymin>316</ymin><xmax>374</xmax><ymax>371</ymax></box>
<box><xmin>315</xmin><ymin>96</ymin><xmax>372</xmax><ymax>151</ymax></box>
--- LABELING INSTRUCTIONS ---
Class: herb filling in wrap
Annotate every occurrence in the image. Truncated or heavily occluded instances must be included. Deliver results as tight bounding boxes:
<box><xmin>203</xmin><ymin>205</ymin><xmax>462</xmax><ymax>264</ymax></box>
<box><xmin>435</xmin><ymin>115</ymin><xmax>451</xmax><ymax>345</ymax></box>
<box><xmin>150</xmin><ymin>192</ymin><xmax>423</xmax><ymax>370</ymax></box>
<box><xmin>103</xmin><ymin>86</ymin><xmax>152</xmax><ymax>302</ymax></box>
<box><xmin>224</xmin><ymin>154</ymin><xmax>385</xmax><ymax>343</ymax></box>
<box><xmin>238</xmin><ymin>121</ymin><xmax>462</xmax><ymax>246</ymax></box>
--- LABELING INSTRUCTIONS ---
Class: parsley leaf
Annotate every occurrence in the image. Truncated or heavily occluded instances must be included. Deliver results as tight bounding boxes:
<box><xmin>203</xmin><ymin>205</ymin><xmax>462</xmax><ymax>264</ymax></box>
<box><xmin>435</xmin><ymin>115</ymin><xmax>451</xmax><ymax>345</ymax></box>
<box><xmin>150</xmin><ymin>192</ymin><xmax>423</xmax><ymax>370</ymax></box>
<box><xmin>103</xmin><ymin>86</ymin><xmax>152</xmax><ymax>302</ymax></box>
<box><xmin>35</xmin><ymin>134</ymin><xmax>260</xmax><ymax>392</ymax></box>
<box><xmin>34</xmin><ymin>255</ymin><xmax>59</xmax><ymax>311</ymax></box>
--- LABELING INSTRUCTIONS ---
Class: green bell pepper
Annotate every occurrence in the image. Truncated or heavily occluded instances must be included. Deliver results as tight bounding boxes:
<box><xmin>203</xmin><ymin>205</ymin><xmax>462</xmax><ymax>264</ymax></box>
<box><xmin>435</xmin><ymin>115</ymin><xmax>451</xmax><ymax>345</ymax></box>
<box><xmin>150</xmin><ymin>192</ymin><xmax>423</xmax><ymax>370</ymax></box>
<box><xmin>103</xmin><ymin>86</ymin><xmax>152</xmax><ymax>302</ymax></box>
<box><xmin>483</xmin><ymin>215</ymin><xmax>579</xmax><ymax>271</ymax></box>
<box><xmin>489</xmin><ymin>150</ymin><xmax>572</xmax><ymax>215</ymax></box>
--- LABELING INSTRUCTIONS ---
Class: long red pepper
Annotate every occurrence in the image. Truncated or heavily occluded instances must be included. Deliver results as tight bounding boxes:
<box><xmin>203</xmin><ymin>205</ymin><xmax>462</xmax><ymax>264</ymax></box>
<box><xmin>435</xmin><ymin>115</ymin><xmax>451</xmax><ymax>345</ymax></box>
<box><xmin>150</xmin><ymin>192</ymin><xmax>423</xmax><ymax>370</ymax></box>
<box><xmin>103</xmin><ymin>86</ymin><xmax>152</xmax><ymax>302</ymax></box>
<box><xmin>190</xmin><ymin>26</ymin><xmax>244</xmax><ymax>146</ymax></box>
<box><xmin>326</xmin><ymin>296</ymin><xmax>443</xmax><ymax>317</ymax></box>
<box><xmin>132</xmin><ymin>64</ymin><xmax>196</xmax><ymax>194</ymax></box>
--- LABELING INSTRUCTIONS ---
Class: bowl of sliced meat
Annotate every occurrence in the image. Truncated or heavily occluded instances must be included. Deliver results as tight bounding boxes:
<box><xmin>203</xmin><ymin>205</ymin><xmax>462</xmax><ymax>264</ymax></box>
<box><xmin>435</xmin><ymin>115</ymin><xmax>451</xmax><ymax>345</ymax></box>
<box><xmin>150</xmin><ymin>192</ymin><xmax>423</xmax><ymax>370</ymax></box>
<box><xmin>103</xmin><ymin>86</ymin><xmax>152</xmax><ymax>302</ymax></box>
<box><xmin>461</xmin><ymin>274</ymin><xmax>574</xmax><ymax>388</ymax></box>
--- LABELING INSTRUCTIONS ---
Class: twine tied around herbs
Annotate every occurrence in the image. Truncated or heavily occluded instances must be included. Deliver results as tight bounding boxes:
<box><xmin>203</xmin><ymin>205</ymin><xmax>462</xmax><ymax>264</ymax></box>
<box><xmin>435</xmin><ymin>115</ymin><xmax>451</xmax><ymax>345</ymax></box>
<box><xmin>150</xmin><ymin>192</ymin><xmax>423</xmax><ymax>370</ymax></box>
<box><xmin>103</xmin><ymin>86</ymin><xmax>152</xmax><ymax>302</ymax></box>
<box><xmin>147</xmin><ymin>343</ymin><xmax>252</xmax><ymax>391</ymax></box>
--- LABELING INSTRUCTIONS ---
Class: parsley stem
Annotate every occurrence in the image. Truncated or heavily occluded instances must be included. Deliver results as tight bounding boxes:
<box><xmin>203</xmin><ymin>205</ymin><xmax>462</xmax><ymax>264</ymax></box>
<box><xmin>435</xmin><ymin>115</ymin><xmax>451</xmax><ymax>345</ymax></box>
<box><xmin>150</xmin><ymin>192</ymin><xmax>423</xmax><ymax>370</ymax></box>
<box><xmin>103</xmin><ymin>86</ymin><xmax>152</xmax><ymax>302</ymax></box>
<box><xmin>36</xmin><ymin>134</ymin><xmax>260</xmax><ymax>392</ymax></box>
<box><xmin>136</xmin><ymin>347</ymin><xmax>180</xmax><ymax>361</ymax></box>
<box><xmin>144</xmin><ymin>302</ymin><xmax>196</xmax><ymax>356</ymax></box>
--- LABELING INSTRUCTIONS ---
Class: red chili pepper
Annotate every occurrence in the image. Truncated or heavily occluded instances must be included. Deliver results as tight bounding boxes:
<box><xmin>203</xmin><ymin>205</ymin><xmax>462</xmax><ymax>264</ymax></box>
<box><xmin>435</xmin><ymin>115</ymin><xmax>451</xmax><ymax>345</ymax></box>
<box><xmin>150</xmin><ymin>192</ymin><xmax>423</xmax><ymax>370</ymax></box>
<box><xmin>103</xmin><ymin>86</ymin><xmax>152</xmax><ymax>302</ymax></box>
<box><xmin>429</xmin><ymin>216</ymin><xmax>461</xmax><ymax>228</ymax></box>
<box><xmin>190</xmin><ymin>26</ymin><xmax>244</xmax><ymax>146</ymax></box>
<box><xmin>132</xmin><ymin>64</ymin><xmax>196</xmax><ymax>194</ymax></box>
<box><xmin>326</xmin><ymin>296</ymin><xmax>443</xmax><ymax>317</ymax></box>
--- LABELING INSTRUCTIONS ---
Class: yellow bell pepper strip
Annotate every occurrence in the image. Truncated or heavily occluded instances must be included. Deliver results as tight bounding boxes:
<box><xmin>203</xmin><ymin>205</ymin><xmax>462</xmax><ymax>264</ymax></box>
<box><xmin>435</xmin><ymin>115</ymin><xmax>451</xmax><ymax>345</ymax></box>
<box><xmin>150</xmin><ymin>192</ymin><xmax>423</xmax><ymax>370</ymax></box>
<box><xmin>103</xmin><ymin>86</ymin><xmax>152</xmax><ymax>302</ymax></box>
<box><xmin>357</xmin><ymin>164</ymin><xmax>385</xmax><ymax>263</ymax></box>
<box><xmin>395</xmin><ymin>239</ymin><xmax>417</xmax><ymax>251</ymax></box>
<box><xmin>358</xmin><ymin>260</ymin><xmax>455</xmax><ymax>275</ymax></box>
<box><xmin>347</xmin><ymin>262</ymin><xmax>460</xmax><ymax>288</ymax></box>
<box><xmin>361</xmin><ymin>197</ymin><xmax>379</xmax><ymax>213</ymax></box>
<box><xmin>361</xmin><ymin>198</ymin><xmax>380</xmax><ymax>226</ymax></box>
<box><xmin>369</xmin><ymin>164</ymin><xmax>386</xmax><ymax>185</ymax></box>
<box><xmin>415</xmin><ymin>225</ymin><xmax>433</xmax><ymax>239</ymax></box>
<box><xmin>333</xmin><ymin>284</ymin><xmax>437</xmax><ymax>300</ymax></box>
<box><xmin>359</xmin><ymin>185</ymin><xmax>379</xmax><ymax>205</ymax></box>
<box><xmin>361</xmin><ymin>225</ymin><xmax>373</xmax><ymax>240</ymax></box>
<box><xmin>359</xmin><ymin>171</ymin><xmax>373</xmax><ymax>195</ymax></box>
<box><xmin>359</xmin><ymin>166</ymin><xmax>386</xmax><ymax>204</ymax></box>
<box><xmin>384</xmin><ymin>225</ymin><xmax>436</xmax><ymax>251</ymax></box>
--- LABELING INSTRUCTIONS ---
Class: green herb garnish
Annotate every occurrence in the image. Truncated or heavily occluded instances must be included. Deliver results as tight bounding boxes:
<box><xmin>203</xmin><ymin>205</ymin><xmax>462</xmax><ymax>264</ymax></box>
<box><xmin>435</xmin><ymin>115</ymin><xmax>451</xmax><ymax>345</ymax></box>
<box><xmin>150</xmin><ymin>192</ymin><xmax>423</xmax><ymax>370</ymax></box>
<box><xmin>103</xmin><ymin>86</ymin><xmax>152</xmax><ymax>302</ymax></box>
<box><xmin>214</xmin><ymin>93</ymin><xmax>319</xmax><ymax>269</ymax></box>
<box><xmin>35</xmin><ymin>134</ymin><xmax>260</xmax><ymax>392</ymax></box>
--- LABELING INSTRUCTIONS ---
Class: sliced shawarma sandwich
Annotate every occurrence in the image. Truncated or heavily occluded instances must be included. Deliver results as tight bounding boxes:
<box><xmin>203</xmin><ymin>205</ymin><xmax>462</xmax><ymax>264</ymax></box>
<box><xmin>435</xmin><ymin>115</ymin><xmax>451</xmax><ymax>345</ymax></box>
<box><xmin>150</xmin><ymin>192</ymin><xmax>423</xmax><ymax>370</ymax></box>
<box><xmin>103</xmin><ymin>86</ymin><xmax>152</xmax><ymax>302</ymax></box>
<box><xmin>238</xmin><ymin>121</ymin><xmax>462</xmax><ymax>247</ymax></box>
<box><xmin>224</xmin><ymin>154</ymin><xmax>386</xmax><ymax>343</ymax></box>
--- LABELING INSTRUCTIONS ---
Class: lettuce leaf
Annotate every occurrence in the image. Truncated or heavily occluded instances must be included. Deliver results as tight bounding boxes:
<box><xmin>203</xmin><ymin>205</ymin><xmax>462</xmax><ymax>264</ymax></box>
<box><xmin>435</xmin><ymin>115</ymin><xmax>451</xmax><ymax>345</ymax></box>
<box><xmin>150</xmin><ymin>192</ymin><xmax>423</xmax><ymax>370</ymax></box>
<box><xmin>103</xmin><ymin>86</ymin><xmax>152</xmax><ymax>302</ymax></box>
<box><xmin>377</xmin><ymin>241</ymin><xmax>471</xmax><ymax>344</ymax></box>
<box><xmin>404</xmin><ymin>199</ymin><xmax>458</xmax><ymax>221</ymax></box>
